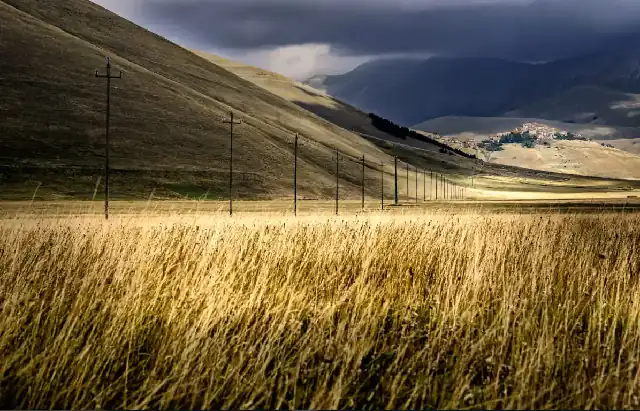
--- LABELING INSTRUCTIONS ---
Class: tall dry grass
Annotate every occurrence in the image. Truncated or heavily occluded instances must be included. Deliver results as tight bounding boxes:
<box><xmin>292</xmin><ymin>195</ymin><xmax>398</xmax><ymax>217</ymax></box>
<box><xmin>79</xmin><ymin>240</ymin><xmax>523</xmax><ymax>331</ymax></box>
<box><xmin>1</xmin><ymin>212</ymin><xmax>639</xmax><ymax>409</ymax></box>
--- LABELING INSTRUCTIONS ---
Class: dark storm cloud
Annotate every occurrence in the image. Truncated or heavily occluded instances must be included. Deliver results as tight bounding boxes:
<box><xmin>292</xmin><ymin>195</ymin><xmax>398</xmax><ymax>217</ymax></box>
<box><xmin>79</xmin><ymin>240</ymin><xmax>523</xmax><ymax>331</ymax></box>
<box><xmin>139</xmin><ymin>0</ymin><xmax>640</xmax><ymax>61</ymax></box>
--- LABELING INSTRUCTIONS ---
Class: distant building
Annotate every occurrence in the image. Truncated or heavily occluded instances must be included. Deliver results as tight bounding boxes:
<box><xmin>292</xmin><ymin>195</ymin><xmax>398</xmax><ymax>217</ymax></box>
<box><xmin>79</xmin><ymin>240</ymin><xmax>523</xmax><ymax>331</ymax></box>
<box><xmin>499</xmin><ymin>122</ymin><xmax>584</xmax><ymax>141</ymax></box>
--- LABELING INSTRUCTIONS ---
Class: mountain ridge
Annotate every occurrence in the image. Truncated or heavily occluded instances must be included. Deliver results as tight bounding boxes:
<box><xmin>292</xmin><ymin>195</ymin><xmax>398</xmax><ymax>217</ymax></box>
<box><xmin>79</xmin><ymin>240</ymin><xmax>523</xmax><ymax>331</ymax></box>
<box><xmin>307</xmin><ymin>42</ymin><xmax>640</xmax><ymax>128</ymax></box>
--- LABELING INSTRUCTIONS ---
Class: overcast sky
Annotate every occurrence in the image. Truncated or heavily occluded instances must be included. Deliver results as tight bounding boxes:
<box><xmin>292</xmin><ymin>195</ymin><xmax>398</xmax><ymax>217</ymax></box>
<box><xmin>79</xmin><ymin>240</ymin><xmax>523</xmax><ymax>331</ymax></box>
<box><xmin>94</xmin><ymin>0</ymin><xmax>640</xmax><ymax>80</ymax></box>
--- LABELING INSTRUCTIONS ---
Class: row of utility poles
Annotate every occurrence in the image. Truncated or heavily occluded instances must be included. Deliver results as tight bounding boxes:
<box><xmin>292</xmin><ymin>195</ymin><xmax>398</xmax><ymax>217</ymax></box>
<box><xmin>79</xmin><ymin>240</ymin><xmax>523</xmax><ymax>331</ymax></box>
<box><xmin>269</xmin><ymin>132</ymin><xmax>465</xmax><ymax>217</ymax></box>
<box><xmin>286</xmin><ymin>135</ymin><xmax>466</xmax><ymax>217</ymax></box>
<box><xmin>95</xmin><ymin>57</ymin><xmax>467</xmax><ymax>220</ymax></box>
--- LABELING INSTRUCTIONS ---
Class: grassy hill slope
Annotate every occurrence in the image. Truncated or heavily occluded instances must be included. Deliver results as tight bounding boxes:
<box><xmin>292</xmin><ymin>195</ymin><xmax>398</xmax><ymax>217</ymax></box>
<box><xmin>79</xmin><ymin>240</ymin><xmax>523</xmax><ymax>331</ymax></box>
<box><xmin>604</xmin><ymin>139</ymin><xmax>640</xmax><ymax>155</ymax></box>
<box><xmin>0</xmin><ymin>0</ymin><xmax>426</xmax><ymax>200</ymax></box>
<box><xmin>415</xmin><ymin>116</ymin><xmax>640</xmax><ymax>179</ymax></box>
<box><xmin>415</xmin><ymin>116</ymin><xmax>640</xmax><ymax>140</ymax></box>
<box><xmin>489</xmin><ymin>140</ymin><xmax>640</xmax><ymax>180</ymax></box>
<box><xmin>192</xmin><ymin>52</ymin><xmax>404</xmax><ymax>142</ymax></box>
<box><xmin>194</xmin><ymin>52</ymin><xmax>640</xmax><ymax>191</ymax></box>
<box><xmin>1</xmin><ymin>0</ymin><xmax>636</xmax><ymax>201</ymax></box>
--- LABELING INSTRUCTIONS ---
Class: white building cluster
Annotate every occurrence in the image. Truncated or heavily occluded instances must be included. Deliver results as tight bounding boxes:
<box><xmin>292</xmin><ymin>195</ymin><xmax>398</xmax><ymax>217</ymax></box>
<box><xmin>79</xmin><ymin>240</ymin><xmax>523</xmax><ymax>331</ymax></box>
<box><xmin>439</xmin><ymin>122</ymin><xmax>586</xmax><ymax>150</ymax></box>
<box><xmin>499</xmin><ymin>122</ymin><xmax>583</xmax><ymax>141</ymax></box>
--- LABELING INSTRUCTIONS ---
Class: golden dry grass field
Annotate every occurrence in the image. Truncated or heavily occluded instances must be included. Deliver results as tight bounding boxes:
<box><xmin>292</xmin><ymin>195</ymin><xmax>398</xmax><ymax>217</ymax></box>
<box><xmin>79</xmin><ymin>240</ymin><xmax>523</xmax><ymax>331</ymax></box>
<box><xmin>1</xmin><ymin>203</ymin><xmax>640</xmax><ymax>409</ymax></box>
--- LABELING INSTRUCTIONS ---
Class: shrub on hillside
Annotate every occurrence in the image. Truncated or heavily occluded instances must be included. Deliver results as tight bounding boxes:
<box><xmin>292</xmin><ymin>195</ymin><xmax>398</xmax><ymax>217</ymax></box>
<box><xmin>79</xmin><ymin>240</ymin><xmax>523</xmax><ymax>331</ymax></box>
<box><xmin>479</xmin><ymin>140</ymin><xmax>504</xmax><ymax>152</ymax></box>
<box><xmin>500</xmin><ymin>131</ymin><xmax>538</xmax><ymax>148</ymax></box>
<box><xmin>368</xmin><ymin>113</ymin><xmax>477</xmax><ymax>159</ymax></box>
<box><xmin>554</xmin><ymin>132</ymin><xmax>589</xmax><ymax>141</ymax></box>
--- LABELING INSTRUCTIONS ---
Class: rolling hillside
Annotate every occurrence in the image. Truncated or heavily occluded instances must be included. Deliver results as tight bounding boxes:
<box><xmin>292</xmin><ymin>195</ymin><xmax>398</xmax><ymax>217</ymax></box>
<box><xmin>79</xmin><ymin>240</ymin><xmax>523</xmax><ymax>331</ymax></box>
<box><xmin>192</xmin><ymin>52</ymin><xmax>640</xmax><ymax>186</ymax></box>
<box><xmin>415</xmin><ymin>117</ymin><xmax>640</xmax><ymax>179</ymax></box>
<box><xmin>415</xmin><ymin>116</ymin><xmax>640</xmax><ymax>141</ymax></box>
<box><xmin>191</xmin><ymin>52</ymin><xmax>400</xmax><ymax>142</ymax></box>
<box><xmin>0</xmin><ymin>0</ymin><xmax>449</xmax><ymax>200</ymax></box>
<box><xmin>488</xmin><ymin>140</ymin><xmax>640</xmax><ymax>180</ymax></box>
<box><xmin>1</xmin><ymin>0</ymin><xmax>637</xmax><ymax>201</ymax></box>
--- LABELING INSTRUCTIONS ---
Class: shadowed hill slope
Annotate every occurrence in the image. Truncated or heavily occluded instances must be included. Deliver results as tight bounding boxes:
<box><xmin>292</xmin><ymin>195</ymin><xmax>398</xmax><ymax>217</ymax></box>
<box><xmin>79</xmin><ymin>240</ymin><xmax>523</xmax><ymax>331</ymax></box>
<box><xmin>0</xmin><ymin>0</ymin><xmax>422</xmax><ymax>199</ymax></box>
<box><xmin>310</xmin><ymin>46</ymin><xmax>640</xmax><ymax>128</ymax></box>
<box><xmin>505</xmin><ymin>86</ymin><xmax>640</xmax><ymax>127</ymax></box>
<box><xmin>191</xmin><ymin>52</ymin><xmax>404</xmax><ymax>142</ymax></box>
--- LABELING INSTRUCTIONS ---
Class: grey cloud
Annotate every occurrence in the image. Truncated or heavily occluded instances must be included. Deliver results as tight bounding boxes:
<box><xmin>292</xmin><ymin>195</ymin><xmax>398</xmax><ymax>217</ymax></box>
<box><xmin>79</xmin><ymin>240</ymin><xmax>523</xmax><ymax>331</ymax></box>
<box><xmin>135</xmin><ymin>0</ymin><xmax>640</xmax><ymax>62</ymax></box>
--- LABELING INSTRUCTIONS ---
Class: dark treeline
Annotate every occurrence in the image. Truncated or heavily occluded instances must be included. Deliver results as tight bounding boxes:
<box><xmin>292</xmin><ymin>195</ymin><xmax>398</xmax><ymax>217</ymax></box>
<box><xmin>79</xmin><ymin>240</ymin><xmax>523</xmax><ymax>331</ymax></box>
<box><xmin>368</xmin><ymin>113</ymin><xmax>477</xmax><ymax>159</ymax></box>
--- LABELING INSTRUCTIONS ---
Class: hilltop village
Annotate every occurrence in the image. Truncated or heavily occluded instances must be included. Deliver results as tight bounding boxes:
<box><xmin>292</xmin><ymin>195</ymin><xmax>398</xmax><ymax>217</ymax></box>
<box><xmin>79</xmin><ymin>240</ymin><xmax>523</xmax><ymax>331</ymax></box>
<box><xmin>434</xmin><ymin>122</ymin><xmax>598</xmax><ymax>153</ymax></box>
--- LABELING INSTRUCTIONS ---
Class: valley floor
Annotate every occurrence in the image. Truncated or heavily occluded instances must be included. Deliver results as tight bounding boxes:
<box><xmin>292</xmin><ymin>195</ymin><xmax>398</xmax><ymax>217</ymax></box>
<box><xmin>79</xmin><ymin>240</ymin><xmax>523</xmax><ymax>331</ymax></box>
<box><xmin>2</xmin><ymin>195</ymin><xmax>640</xmax><ymax>219</ymax></box>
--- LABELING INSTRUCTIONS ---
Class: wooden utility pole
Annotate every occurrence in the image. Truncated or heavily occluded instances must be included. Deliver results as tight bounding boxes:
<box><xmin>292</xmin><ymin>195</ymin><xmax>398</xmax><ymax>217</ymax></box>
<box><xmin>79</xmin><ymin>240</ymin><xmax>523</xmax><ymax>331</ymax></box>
<box><xmin>381</xmin><ymin>162</ymin><xmax>384</xmax><ymax>211</ymax></box>
<box><xmin>415</xmin><ymin>166</ymin><xmax>418</xmax><ymax>203</ymax></box>
<box><xmin>294</xmin><ymin>133</ymin><xmax>298</xmax><ymax>216</ymax></box>
<box><xmin>406</xmin><ymin>163</ymin><xmax>409</xmax><ymax>203</ymax></box>
<box><xmin>446</xmin><ymin>178</ymin><xmax>449</xmax><ymax>201</ymax></box>
<box><xmin>394</xmin><ymin>157</ymin><xmax>399</xmax><ymax>205</ymax></box>
<box><xmin>430</xmin><ymin>171</ymin><xmax>433</xmax><ymax>201</ymax></box>
<box><xmin>472</xmin><ymin>159</ymin><xmax>477</xmax><ymax>188</ymax></box>
<box><xmin>95</xmin><ymin>56</ymin><xmax>122</xmax><ymax>220</ymax></box>
<box><xmin>361</xmin><ymin>154</ymin><xmax>365</xmax><ymax>211</ymax></box>
<box><xmin>423</xmin><ymin>169</ymin><xmax>426</xmax><ymax>202</ymax></box>
<box><xmin>221</xmin><ymin>111</ymin><xmax>242</xmax><ymax>216</ymax></box>
<box><xmin>442</xmin><ymin>175</ymin><xmax>445</xmax><ymax>200</ymax></box>
<box><xmin>435</xmin><ymin>173</ymin><xmax>438</xmax><ymax>201</ymax></box>
<box><xmin>444</xmin><ymin>177</ymin><xmax>451</xmax><ymax>201</ymax></box>
<box><xmin>335</xmin><ymin>150</ymin><xmax>339</xmax><ymax>216</ymax></box>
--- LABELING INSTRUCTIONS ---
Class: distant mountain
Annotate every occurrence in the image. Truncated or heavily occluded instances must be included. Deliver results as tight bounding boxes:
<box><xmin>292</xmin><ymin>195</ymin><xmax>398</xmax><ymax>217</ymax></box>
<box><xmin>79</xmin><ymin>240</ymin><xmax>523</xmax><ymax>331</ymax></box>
<box><xmin>504</xmin><ymin>85</ymin><xmax>640</xmax><ymax>127</ymax></box>
<box><xmin>312</xmin><ymin>57</ymin><xmax>536</xmax><ymax>126</ymax></box>
<box><xmin>307</xmin><ymin>40</ymin><xmax>640</xmax><ymax>128</ymax></box>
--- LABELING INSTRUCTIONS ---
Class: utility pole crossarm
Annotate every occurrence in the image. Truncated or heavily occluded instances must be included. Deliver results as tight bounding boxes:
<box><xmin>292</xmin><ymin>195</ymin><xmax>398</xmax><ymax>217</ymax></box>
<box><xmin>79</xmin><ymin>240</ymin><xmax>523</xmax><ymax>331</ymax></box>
<box><xmin>336</xmin><ymin>150</ymin><xmax>340</xmax><ymax>216</ymax></box>
<box><xmin>221</xmin><ymin>114</ymin><xmax>243</xmax><ymax>125</ymax></box>
<box><xmin>361</xmin><ymin>154</ymin><xmax>365</xmax><ymax>211</ymax></box>
<box><xmin>94</xmin><ymin>57</ymin><xmax>123</xmax><ymax>79</ymax></box>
